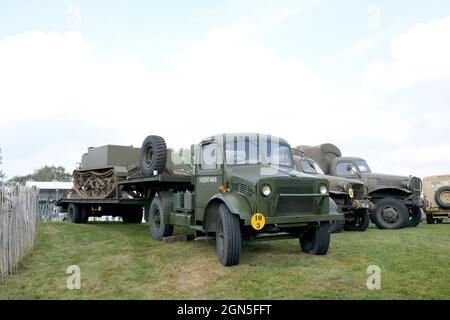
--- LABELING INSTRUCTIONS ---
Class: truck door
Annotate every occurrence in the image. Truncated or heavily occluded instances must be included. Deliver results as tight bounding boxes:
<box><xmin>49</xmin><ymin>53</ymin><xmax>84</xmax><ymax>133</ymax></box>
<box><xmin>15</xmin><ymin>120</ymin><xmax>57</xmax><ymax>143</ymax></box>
<box><xmin>195</xmin><ymin>142</ymin><xmax>224</xmax><ymax>223</ymax></box>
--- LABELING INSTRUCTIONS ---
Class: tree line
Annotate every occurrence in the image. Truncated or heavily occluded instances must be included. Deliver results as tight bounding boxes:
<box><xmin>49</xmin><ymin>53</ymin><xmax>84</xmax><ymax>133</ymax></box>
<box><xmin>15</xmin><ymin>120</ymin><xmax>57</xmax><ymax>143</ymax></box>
<box><xmin>0</xmin><ymin>147</ymin><xmax>71</xmax><ymax>184</ymax></box>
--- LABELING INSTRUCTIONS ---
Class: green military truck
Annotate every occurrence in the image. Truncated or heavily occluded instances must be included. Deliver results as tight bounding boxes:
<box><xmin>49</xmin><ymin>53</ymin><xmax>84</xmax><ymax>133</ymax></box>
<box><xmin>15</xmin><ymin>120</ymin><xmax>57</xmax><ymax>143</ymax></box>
<box><xmin>295</xmin><ymin>144</ymin><xmax>423</xmax><ymax>230</ymax></box>
<box><xmin>292</xmin><ymin>151</ymin><xmax>373</xmax><ymax>233</ymax></box>
<box><xmin>58</xmin><ymin>133</ymin><xmax>342</xmax><ymax>266</ymax></box>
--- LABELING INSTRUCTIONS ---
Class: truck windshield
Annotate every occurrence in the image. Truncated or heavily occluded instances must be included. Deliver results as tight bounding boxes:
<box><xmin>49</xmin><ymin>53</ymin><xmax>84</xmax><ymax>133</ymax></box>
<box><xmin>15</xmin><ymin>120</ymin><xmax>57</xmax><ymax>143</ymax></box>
<box><xmin>225</xmin><ymin>140</ymin><xmax>293</xmax><ymax>167</ymax></box>
<box><xmin>299</xmin><ymin>159</ymin><xmax>324</xmax><ymax>174</ymax></box>
<box><xmin>356</xmin><ymin>159</ymin><xmax>371</xmax><ymax>173</ymax></box>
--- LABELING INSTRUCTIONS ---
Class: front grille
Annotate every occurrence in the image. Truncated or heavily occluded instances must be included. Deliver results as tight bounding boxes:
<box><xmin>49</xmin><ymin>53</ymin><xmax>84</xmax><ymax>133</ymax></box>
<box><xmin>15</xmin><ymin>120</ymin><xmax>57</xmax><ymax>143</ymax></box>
<box><xmin>352</xmin><ymin>184</ymin><xmax>365</xmax><ymax>200</ymax></box>
<box><xmin>232</xmin><ymin>182</ymin><xmax>254</xmax><ymax>197</ymax></box>
<box><xmin>277</xmin><ymin>186</ymin><xmax>313</xmax><ymax>194</ymax></box>
<box><xmin>274</xmin><ymin>184</ymin><xmax>315</xmax><ymax>215</ymax></box>
<box><xmin>410</xmin><ymin>177</ymin><xmax>422</xmax><ymax>198</ymax></box>
<box><xmin>276</xmin><ymin>198</ymin><xmax>314</xmax><ymax>215</ymax></box>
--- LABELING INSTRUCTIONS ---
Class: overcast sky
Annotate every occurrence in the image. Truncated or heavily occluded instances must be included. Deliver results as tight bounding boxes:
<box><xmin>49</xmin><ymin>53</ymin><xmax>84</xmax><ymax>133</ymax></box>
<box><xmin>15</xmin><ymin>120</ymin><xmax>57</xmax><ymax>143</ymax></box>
<box><xmin>1</xmin><ymin>0</ymin><xmax>450</xmax><ymax>179</ymax></box>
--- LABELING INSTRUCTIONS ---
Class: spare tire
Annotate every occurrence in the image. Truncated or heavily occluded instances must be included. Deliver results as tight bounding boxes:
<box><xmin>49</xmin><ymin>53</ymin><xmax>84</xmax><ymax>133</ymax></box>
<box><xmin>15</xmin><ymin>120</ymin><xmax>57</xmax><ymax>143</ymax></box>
<box><xmin>435</xmin><ymin>186</ymin><xmax>450</xmax><ymax>210</ymax></box>
<box><xmin>138</xmin><ymin>135</ymin><xmax>167</xmax><ymax>176</ymax></box>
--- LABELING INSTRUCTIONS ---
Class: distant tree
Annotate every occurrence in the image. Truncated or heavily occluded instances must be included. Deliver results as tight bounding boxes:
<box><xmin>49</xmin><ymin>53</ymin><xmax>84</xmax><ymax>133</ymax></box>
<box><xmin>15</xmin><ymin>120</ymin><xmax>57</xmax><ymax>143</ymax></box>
<box><xmin>8</xmin><ymin>166</ymin><xmax>72</xmax><ymax>184</ymax></box>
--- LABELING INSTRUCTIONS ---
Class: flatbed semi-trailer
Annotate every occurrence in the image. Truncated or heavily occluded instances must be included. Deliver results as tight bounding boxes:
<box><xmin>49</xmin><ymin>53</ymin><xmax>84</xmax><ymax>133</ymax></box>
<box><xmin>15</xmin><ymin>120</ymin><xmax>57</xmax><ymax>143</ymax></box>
<box><xmin>58</xmin><ymin>133</ymin><xmax>342</xmax><ymax>266</ymax></box>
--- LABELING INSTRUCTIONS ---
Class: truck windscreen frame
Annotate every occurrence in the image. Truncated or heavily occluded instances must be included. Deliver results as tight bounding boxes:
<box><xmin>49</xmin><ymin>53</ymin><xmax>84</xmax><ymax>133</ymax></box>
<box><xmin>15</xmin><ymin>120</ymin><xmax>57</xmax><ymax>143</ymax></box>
<box><xmin>224</xmin><ymin>138</ymin><xmax>293</xmax><ymax>168</ymax></box>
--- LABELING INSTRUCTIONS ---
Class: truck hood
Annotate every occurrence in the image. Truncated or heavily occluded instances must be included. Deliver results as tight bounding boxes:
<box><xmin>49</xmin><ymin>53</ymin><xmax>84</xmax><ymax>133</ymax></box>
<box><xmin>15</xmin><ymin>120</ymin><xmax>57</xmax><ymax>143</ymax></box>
<box><xmin>227</xmin><ymin>165</ymin><xmax>320</xmax><ymax>184</ymax></box>
<box><xmin>362</xmin><ymin>172</ymin><xmax>411</xmax><ymax>189</ymax></box>
<box><xmin>316</xmin><ymin>174</ymin><xmax>363</xmax><ymax>192</ymax></box>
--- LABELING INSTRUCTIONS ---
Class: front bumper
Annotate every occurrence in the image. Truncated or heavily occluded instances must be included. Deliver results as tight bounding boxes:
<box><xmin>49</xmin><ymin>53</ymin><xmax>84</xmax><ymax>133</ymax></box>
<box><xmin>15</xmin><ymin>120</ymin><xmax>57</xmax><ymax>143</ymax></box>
<box><xmin>351</xmin><ymin>199</ymin><xmax>374</xmax><ymax>210</ymax></box>
<box><xmin>243</xmin><ymin>212</ymin><xmax>343</xmax><ymax>227</ymax></box>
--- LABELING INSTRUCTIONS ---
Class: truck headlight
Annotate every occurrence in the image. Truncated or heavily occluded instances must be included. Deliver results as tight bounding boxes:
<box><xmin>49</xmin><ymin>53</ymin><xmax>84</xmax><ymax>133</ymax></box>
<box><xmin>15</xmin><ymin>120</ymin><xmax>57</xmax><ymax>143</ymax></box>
<box><xmin>319</xmin><ymin>185</ymin><xmax>328</xmax><ymax>195</ymax></box>
<box><xmin>261</xmin><ymin>184</ymin><xmax>271</xmax><ymax>197</ymax></box>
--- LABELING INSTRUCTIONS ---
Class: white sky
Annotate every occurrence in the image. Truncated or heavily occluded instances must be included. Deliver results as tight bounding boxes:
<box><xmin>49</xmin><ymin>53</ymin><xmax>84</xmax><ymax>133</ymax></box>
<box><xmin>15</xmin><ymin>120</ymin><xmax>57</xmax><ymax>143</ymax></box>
<box><xmin>0</xmin><ymin>1</ymin><xmax>450</xmax><ymax>179</ymax></box>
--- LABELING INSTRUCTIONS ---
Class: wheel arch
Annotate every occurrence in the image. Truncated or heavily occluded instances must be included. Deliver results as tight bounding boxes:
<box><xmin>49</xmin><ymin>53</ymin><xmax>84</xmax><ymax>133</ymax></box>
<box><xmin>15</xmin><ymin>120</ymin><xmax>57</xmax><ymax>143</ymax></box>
<box><xmin>369</xmin><ymin>187</ymin><xmax>411</xmax><ymax>201</ymax></box>
<box><xmin>203</xmin><ymin>193</ymin><xmax>252</xmax><ymax>232</ymax></box>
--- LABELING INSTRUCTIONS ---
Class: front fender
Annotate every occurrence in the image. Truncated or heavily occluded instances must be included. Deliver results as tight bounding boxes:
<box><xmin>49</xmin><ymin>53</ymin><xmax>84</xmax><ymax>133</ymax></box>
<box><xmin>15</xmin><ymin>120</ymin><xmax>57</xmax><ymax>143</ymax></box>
<box><xmin>208</xmin><ymin>192</ymin><xmax>253</xmax><ymax>220</ymax></box>
<box><xmin>369</xmin><ymin>187</ymin><xmax>412</xmax><ymax>198</ymax></box>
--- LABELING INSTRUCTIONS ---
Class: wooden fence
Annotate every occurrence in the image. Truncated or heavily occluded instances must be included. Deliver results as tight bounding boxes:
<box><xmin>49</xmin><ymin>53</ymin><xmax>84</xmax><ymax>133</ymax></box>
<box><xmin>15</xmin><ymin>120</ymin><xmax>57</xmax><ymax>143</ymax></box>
<box><xmin>0</xmin><ymin>185</ymin><xmax>38</xmax><ymax>278</ymax></box>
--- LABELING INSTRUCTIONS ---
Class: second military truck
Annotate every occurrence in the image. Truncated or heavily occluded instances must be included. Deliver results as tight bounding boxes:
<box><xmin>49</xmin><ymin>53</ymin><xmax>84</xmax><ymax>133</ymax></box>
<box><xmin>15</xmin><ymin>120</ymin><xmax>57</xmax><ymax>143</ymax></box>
<box><xmin>59</xmin><ymin>133</ymin><xmax>342</xmax><ymax>266</ymax></box>
<box><xmin>292</xmin><ymin>151</ymin><xmax>373</xmax><ymax>233</ymax></box>
<box><xmin>295</xmin><ymin>144</ymin><xmax>423</xmax><ymax>230</ymax></box>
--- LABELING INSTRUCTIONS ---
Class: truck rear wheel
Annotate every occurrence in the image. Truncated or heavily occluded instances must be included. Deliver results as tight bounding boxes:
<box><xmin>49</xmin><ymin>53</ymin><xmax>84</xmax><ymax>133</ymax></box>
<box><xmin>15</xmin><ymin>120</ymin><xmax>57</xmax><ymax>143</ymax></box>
<box><xmin>426</xmin><ymin>214</ymin><xmax>435</xmax><ymax>224</ymax></box>
<box><xmin>405</xmin><ymin>207</ymin><xmax>422</xmax><ymax>228</ymax></box>
<box><xmin>299</xmin><ymin>222</ymin><xmax>330</xmax><ymax>255</ymax></box>
<box><xmin>344</xmin><ymin>211</ymin><xmax>370</xmax><ymax>231</ymax></box>
<box><xmin>372</xmin><ymin>198</ymin><xmax>408</xmax><ymax>229</ymax></box>
<box><xmin>138</xmin><ymin>135</ymin><xmax>167</xmax><ymax>176</ymax></box>
<box><xmin>67</xmin><ymin>203</ymin><xmax>83</xmax><ymax>224</ymax></box>
<box><xmin>329</xmin><ymin>219</ymin><xmax>345</xmax><ymax>233</ymax></box>
<box><xmin>216</xmin><ymin>204</ymin><xmax>241</xmax><ymax>266</ymax></box>
<box><xmin>123</xmin><ymin>206</ymin><xmax>143</xmax><ymax>224</ymax></box>
<box><xmin>148</xmin><ymin>197</ymin><xmax>173</xmax><ymax>240</ymax></box>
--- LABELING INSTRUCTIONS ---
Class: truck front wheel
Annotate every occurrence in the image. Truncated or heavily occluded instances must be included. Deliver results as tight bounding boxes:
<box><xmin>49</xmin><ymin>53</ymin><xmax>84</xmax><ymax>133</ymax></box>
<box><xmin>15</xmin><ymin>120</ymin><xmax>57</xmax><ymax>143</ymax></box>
<box><xmin>426</xmin><ymin>214</ymin><xmax>436</xmax><ymax>224</ymax></box>
<box><xmin>216</xmin><ymin>204</ymin><xmax>241</xmax><ymax>266</ymax></box>
<box><xmin>344</xmin><ymin>211</ymin><xmax>370</xmax><ymax>232</ymax></box>
<box><xmin>329</xmin><ymin>219</ymin><xmax>345</xmax><ymax>233</ymax></box>
<box><xmin>405</xmin><ymin>207</ymin><xmax>422</xmax><ymax>228</ymax></box>
<box><xmin>372</xmin><ymin>198</ymin><xmax>408</xmax><ymax>229</ymax></box>
<box><xmin>148</xmin><ymin>197</ymin><xmax>173</xmax><ymax>240</ymax></box>
<box><xmin>299</xmin><ymin>222</ymin><xmax>330</xmax><ymax>255</ymax></box>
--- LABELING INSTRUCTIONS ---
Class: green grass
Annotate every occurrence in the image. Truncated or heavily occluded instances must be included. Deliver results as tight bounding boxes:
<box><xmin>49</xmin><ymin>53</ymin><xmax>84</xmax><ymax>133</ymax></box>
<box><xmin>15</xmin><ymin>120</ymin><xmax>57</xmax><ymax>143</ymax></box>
<box><xmin>1</xmin><ymin>222</ymin><xmax>449</xmax><ymax>299</ymax></box>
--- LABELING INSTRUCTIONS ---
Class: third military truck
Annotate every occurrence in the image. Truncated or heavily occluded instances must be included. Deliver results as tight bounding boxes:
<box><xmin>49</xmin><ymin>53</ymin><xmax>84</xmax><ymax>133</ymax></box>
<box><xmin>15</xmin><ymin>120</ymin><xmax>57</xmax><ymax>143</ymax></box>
<box><xmin>295</xmin><ymin>144</ymin><xmax>423</xmax><ymax>229</ymax></box>
<box><xmin>423</xmin><ymin>175</ymin><xmax>450</xmax><ymax>224</ymax></box>
<box><xmin>292</xmin><ymin>150</ymin><xmax>373</xmax><ymax>233</ymax></box>
<box><xmin>59</xmin><ymin>133</ymin><xmax>341</xmax><ymax>266</ymax></box>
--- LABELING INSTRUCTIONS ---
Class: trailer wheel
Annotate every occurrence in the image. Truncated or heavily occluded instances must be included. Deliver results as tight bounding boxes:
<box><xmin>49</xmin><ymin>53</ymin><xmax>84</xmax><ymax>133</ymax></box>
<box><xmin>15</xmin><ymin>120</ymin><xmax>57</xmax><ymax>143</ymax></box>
<box><xmin>299</xmin><ymin>222</ymin><xmax>330</xmax><ymax>255</ymax></box>
<box><xmin>123</xmin><ymin>206</ymin><xmax>143</xmax><ymax>224</ymax></box>
<box><xmin>148</xmin><ymin>197</ymin><xmax>173</xmax><ymax>240</ymax></box>
<box><xmin>372</xmin><ymin>198</ymin><xmax>408</xmax><ymax>229</ymax></box>
<box><xmin>329</xmin><ymin>219</ymin><xmax>345</xmax><ymax>233</ymax></box>
<box><xmin>67</xmin><ymin>203</ymin><xmax>83</xmax><ymax>224</ymax></box>
<box><xmin>81</xmin><ymin>206</ymin><xmax>91</xmax><ymax>224</ymax></box>
<box><xmin>344</xmin><ymin>211</ymin><xmax>370</xmax><ymax>232</ymax></box>
<box><xmin>405</xmin><ymin>207</ymin><xmax>422</xmax><ymax>228</ymax></box>
<box><xmin>216</xmin><ymin>204</ymin><xmax>241</xmax><ymax>266</ymax></box>
<box><xmin>139</xmin><ymin>135</ymin><xmax>167</xmax><ymax>176</ymax></box>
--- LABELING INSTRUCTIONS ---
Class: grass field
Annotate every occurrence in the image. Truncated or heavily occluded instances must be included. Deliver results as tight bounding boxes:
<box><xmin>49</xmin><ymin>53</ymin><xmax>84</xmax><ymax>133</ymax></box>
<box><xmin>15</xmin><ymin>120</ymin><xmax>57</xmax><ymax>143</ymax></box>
<box><xmin>0</xmin><ymin>221</ymin><xmax>449</xmax><ymax>299</ymax></box>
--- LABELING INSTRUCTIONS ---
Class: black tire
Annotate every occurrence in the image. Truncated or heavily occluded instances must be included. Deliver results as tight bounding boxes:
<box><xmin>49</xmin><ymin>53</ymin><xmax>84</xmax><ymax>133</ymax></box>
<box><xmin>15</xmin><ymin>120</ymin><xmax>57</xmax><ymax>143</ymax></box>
<box><xmin>436</xmin><ymin>219</ymin><xmax>443</xmax><ymax>224</ymax></box>
<box><xmin>426</xmin><ymin>214</ymin><xmax>435</xmax><ymax>224</ymax></box>
<box><xmin>329</xmin><ymin>219</ymin><xmax>345</xmax><ymax>233</ymax></box>
<box><xmin>138</xmin><ymin>135</ymin><xmax>167</xmax><ymax>176</ymax></box>
<box><xmin>405</xmin><ymin>207</ymin><xmax>422</xmax><ymax>228</ymax></box>
<box><xmin>81</xmin><ymin>206</ymin><xmax>91</xmax><ymax>224</ymax></box>
<box><xmin>299</xmin><ymin>222</ymin><xmax>330</xmax><ymax>255</ymax></box>
<box><xmin>344</xmin><ymin>211</ymin><xmax>370</xmax><ymax>232</ymax></box>
<box><xmin>67</xmin><ymin>203</ymin><xmax>83</xmax><ymax>223</ymax></box>
<box><xmin>148</xmin><ymin>197</ymin><xmax>173</xmax><ymax>240</ymax></box>
<box><xmin>216</xmin><ymin>204</ymin><xmax>241</xmax><ymax>266</ymax></box>
<box><xmin>435</xmin><ymin>186</ymin><xmax>450</xmax><ymax>210</ymax></box>
<box><xmin>372</xmin><ymin>198</ymin><xmax>409</xmax><ymax>229</ymax></box>
<box><xmin>122</xmin><ymin>206</ymin><xmax>143</xmax><ymax>224</ymax></box>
